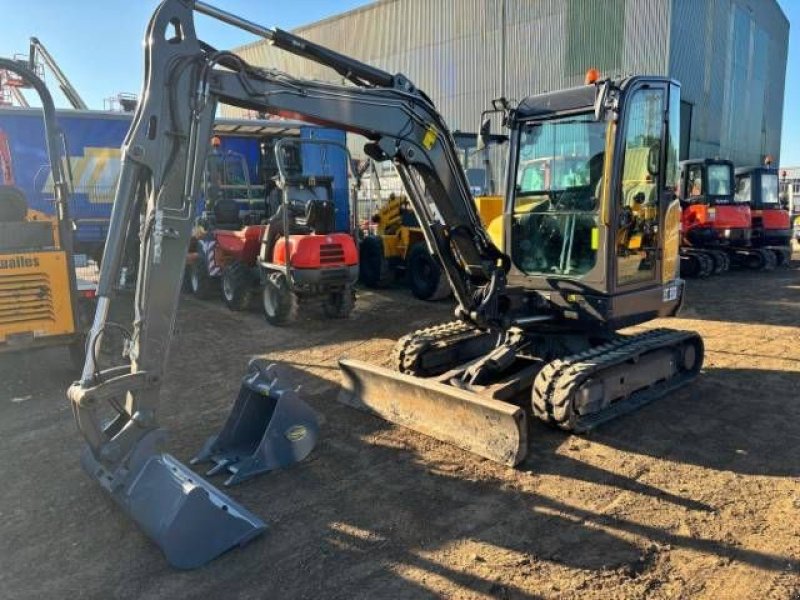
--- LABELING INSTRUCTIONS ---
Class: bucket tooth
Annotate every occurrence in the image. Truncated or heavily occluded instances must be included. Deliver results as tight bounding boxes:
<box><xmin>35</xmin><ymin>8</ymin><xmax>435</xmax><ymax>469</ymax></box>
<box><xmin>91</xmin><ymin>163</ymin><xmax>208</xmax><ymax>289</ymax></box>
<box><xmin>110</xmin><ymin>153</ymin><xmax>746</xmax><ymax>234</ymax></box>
<box><xmin>80</xmin><ymin>431</ymin><xmax>265</xmax><ymax>569</ymax></box>
<box><xmin>338</xmin><ymin>358</ymin><xmax>527</xmax><ymax>466</ymax></box>
<box><xmin>192</xmin><ymin>359</ymin><xmax>320</xmax><ymax>486</ymax></box>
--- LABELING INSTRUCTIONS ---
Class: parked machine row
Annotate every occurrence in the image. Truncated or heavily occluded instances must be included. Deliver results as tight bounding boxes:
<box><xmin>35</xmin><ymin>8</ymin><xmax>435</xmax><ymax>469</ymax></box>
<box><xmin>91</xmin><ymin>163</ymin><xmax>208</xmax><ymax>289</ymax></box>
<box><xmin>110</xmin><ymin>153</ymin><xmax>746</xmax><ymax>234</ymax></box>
<box><xmin>678</xmin><ymin>158</ymin><xmax>791</xmax><ymax>278</ymax></box>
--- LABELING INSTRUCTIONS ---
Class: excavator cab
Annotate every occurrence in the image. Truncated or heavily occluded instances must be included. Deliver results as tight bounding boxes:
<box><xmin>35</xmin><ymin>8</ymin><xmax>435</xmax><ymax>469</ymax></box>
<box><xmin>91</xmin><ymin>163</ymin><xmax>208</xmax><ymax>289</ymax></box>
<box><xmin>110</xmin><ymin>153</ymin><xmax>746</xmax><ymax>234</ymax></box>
<box><xmin>497</xmin><ymin>78</ymin><xmax>684</xmax><ymax>329</ymax></box>
<box><xmin>735</xmin><ymin>165</ymin><xmax>792</xmax><ymax>266</ymax></box>
<box><xmin>676</xmin><ymin>159</ymin><xmax>753</xmax><ymax>276</ymax></box>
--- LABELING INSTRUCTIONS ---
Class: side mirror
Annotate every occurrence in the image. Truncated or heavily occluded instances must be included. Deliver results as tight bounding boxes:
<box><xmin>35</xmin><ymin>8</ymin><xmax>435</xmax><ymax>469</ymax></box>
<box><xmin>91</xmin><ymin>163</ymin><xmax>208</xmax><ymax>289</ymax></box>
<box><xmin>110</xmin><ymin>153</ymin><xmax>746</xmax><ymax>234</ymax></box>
<box><xmin>476</xmin><ymin>116</ymin><xmax>491</xmax><ymax>152</ymax></box>
<box><xmin>647</xmin><ymin>142</ymin><xmax>660</xmax><ymax>177</ymax></box>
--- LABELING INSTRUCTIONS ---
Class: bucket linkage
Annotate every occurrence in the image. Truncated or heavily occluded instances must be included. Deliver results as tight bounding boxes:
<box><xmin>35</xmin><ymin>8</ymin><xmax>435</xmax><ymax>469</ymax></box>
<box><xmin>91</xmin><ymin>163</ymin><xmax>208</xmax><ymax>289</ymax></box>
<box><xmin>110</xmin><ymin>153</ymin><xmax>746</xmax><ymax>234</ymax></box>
<box><xmin>68</xmin><ymin>358</ymin><xmax>319</xmax><ymax>569</ymax></box>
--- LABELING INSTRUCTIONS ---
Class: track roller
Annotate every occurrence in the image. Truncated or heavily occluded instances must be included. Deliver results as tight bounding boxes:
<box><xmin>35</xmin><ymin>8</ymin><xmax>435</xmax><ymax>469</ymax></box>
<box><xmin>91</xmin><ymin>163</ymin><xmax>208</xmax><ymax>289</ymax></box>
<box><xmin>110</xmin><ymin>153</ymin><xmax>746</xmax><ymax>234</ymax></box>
<box><xmin>532</xmin><ymin>329</ymin><xmax>704</xmax><ymax>432</ymax></box>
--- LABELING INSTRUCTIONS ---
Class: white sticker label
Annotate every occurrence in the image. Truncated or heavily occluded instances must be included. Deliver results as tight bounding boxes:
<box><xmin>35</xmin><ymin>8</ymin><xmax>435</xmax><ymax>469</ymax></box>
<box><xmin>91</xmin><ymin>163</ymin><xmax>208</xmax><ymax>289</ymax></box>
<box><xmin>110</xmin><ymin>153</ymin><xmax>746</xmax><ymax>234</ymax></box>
<box><xmin>663</xmin><ymin>283</ymin><xmax>678</xmax><ymax>302</ymax></box>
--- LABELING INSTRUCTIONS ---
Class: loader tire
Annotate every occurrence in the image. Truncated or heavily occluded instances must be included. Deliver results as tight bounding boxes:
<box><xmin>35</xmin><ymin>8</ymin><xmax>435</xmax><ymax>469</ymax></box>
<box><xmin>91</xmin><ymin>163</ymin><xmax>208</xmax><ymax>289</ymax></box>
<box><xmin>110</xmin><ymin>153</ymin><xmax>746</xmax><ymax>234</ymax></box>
<box><xmin>679</xmin><ymin>253</ymin><xmax>700</xmax><ymax>278</ymax></box>
<box><xmin>262</xmin><ymin>272</ymin><xmax>293</xmax><ymax>326</ymax></box>
<box><xmin>773</xmin><ymin>248</ymin><xmax>791</xmax><ymax>267</ymax></box>
<box><xmin>222</xmin><ymin>261</ymin><xmax>254</xmax><ymax>311</ymax></box>
<box><xmin>190</xmin><ymin>250</ymin><xmax>218</xmax><ymax>300</ymax></box>
<box><xmin>708</xmin><ymin>249</ymin><xmax>729</xmax><ymax>273</ymax></box>
<box><xmin>407</xmin><ymin>242</ymin><xmax>447</xmax><ymax>301</ymax></box>
<box><xmin>358</xmin><ymin>236</ymin><xmax>391</xmax><ymax>288</ymax></box>
<box><xmin>696</xmin><ymin>252</ymin><xmax>714</xmax><ymax>278</ymax></box>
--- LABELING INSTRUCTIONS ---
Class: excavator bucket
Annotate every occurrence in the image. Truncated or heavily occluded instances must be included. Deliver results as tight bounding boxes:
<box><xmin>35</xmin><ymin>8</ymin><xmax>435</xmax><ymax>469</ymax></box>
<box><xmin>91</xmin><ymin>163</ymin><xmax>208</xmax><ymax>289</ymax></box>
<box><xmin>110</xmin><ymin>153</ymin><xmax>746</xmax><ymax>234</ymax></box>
<box><xmin>80</xmin><ymin>430</ymin><xmax>266</xmax><ymax>569</ymax></box>
<box><xmin>192</xmin><ymin>359</ymin><xmax>320</xmax><ymax>486</ymax></box>
<box><xmin>338</xmin><ymin>359</ymin><xmax>528</xmax><ymax>466</ymax></box>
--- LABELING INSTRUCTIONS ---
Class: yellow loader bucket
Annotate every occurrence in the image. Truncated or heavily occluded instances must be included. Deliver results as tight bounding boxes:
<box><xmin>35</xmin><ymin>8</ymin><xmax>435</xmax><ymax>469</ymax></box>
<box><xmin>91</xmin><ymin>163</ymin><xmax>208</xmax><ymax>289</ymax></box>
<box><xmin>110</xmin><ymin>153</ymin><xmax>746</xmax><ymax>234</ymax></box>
<box><xmin>338</xmin><ymin>359</ymin><xmax>528</xmax><ymax>466</ymax></box>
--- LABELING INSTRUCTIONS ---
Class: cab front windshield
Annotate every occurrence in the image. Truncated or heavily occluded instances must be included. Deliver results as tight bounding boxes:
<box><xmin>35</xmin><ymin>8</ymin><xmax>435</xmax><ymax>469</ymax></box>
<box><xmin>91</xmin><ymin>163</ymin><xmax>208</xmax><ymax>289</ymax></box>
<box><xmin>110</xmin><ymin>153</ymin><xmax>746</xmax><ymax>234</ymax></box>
<box><xmin>707</xmin><ymin>164</ymin><xmax>732</xmax><ymax>198</ymax></box>
<box><xmin>511</xmin><ymin>113</ymin><xmax>605</xmax><ymax>276</ymax></box>
<box><xmin>761</xmin><ymin>173</ymin><xmax>779</xmax><ymax>205</ymax></box>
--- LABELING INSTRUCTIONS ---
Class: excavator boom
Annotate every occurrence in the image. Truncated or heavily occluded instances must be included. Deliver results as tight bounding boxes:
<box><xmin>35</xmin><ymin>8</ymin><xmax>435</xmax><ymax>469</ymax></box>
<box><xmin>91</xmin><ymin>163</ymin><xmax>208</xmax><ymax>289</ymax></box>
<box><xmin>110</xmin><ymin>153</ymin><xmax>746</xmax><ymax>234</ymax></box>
<box><xmin>67</xmin><ymin>0</ymin><xmax>511</xmax><ymax>568</ymax></box>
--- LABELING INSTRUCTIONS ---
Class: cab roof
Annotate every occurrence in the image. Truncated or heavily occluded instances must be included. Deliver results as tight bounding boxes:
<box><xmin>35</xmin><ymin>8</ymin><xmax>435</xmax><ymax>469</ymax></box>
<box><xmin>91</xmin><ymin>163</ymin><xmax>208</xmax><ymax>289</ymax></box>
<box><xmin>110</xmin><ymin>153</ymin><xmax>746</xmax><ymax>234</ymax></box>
<box><xmin>514</xmin><ymin>76</ymin><xmax>676</xmax><ymax>121</ymax></box>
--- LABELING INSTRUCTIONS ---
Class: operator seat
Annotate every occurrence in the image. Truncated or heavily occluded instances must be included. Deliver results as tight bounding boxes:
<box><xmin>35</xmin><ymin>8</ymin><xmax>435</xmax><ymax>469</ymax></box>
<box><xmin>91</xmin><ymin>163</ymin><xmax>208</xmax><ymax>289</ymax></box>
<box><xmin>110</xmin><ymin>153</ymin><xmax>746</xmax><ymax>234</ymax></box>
<box><xmin>0</xmin><ymin>185</ymin><xmax>28</xmax><ymax>222</ymax></box>
<box><xmin>213</xmin><ymin>197</ymin><xmax>241</xmax><ymax>230</ymax></box>
<box><xmin>259</xmin><ymin>174</ymin><xmax>339</xmax><ymax>263</ymax></box>
<box><xmin>0</xmin><ymin>185</ymin><xmax>55</xmax><ymax>252</ymax></box>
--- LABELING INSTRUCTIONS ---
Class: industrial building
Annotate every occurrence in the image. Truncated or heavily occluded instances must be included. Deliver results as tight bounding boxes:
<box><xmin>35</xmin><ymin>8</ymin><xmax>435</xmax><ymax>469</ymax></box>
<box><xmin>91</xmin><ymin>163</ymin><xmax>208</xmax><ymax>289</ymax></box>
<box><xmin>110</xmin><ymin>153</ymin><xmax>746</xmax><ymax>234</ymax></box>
<box><xmin>781</xmin><ymin>166</ymin><xmax>800</xmax><ymax>214</ymax></box>
<box><xmin>227</xmin><ymin>0</ymin><xmax>789</xmax><ymax>167</ymax></box>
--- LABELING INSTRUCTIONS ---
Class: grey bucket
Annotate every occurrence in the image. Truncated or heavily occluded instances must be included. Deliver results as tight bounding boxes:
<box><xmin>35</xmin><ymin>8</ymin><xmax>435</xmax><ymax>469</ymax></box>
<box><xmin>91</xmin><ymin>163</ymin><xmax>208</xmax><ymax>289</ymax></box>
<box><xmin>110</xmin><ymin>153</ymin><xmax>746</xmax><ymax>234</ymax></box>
<box><xmin>192</xmin><ymin>358</ymin><xmax>320</xmax><ymax>486</ymax></box>
<box><xmin>81</xmin><ymin>429</ymin><xmax>266</xmax><ymax>569</ymax></box>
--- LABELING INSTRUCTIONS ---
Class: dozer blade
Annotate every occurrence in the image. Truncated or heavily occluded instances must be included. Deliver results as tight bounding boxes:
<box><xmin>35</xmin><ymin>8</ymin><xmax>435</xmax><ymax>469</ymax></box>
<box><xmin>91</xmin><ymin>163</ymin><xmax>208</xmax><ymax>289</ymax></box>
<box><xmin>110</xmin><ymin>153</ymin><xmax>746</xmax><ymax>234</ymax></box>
<box><xmin>80</xmin><ymin>430</ymin><xmax>266</xmax><ymax>569</ymax></box>
<box><xmin>338</xmin><ymin>359</ymin><xmax>527</xmax><ymax>466</ymax></box>
<box><xmin>192</xmin><ymin>359</ymin><xmax>320</xmax><ymax>486</ymax></box>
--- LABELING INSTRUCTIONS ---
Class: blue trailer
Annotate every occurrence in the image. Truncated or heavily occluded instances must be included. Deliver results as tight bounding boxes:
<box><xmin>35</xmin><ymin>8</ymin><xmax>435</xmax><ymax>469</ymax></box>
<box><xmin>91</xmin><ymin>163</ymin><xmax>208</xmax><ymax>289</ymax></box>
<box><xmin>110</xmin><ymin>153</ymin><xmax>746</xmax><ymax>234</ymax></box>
<box><xmin>0</xmin><ymin>107</ymin><xmax>349</xmax><ymax>259</ymax></box>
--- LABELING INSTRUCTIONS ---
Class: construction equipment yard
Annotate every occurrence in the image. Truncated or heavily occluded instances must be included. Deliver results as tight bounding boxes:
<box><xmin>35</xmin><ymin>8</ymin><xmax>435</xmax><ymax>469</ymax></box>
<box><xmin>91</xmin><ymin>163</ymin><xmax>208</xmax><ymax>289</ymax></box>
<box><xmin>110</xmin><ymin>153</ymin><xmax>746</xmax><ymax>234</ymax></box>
<box><xmin>2</xmin><ymin>261</ymin><xmax>798</xmax><ymax>599</ymax></box>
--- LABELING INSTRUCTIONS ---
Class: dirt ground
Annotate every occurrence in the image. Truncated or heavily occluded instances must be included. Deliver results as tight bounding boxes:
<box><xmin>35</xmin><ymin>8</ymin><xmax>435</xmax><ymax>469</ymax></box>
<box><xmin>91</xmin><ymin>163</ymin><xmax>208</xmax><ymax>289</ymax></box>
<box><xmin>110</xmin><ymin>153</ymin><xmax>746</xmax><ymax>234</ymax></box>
<box><xmin>1</xmin><ymin>261</ymin><xmax>799</xmax><ymax>599</ymax></box>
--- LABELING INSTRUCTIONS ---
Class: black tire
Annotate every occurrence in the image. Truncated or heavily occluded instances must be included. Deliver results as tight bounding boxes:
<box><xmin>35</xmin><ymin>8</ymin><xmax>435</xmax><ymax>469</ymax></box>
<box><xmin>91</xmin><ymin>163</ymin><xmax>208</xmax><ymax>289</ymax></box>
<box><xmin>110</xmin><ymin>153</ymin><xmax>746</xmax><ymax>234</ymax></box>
<box><xmin>708</xmin><ymin>250</ymin><xmax>729</xmax><ymax>274</ymax></box>
<box><xmin>407</xmin><ymin>242</ymin><xmax>446</xmax><ymax>301</ymax></box>
<box><xmin>697</xmin><ymin>253</ymin><xmax>714</xmax><ymax>278</ymax></box>
<box><xmin>758</xmin><ymin>248</ymin><xmax>776</xmax><ymax>271</ymax></box>
<box><xmin>773</xmin><ymin>248</ymin><xmax>791</xmax><ymax>267</ymax></box>
<box><xmin>261</xmin><ymin>272</ymin><xmax>293</xmax><ymax>326</ymax></box>
<box><xmin>679</xmin><ymin>253</ymin><xmax>700</xmax><ymax>278</ymax></box>
<box><xmin>743</xmin><ymin>251</ymin><xmax>766</xmax><ymax>271</ymax></box>
<box><xmin>221</xmin><ymin>261</ymin><xmax>254</xmax><ymax>311</ymax></box>
<box><xmin>189</xmin><ymin>251</ymin><xmax>217</xmax><ymax>299</ymax></box>
<box><xmin>358</xmin><ymin>236</ymin><xmax>390</xmax><ymax>288</ymax></box>
<box><xmin>322</xmin><ymin>286</ymin><xmax>355</xmax><ymax>319</ymax></box>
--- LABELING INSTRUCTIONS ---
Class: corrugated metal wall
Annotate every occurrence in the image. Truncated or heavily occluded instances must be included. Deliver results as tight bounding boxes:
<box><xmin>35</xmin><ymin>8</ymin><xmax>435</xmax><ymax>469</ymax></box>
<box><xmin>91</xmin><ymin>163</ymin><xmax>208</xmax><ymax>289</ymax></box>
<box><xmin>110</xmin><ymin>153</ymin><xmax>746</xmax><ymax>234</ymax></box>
<box><xmin>670</xmin><ymin>0</ymin><xmax>789</xmax><ymax>166</ymax></box>
<box><xmin>228</xmin><ymin>0</ymin><xmax>787</xmax><ymax>165</ymax></box>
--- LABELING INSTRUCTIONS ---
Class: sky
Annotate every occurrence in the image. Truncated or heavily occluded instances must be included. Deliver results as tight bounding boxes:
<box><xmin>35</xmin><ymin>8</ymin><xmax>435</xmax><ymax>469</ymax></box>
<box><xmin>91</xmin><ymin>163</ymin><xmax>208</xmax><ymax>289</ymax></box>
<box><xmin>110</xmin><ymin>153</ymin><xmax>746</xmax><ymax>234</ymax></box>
<box><xmin>1</xmin><ymin>0</ymin><xmax>798</xmax><ymax>165</ymax></box>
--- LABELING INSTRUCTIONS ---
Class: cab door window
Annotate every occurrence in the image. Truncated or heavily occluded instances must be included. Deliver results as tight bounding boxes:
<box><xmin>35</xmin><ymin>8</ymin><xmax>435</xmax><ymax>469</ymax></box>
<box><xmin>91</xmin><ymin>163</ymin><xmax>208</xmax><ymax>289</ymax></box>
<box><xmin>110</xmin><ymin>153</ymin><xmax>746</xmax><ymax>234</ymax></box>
<box><xmin>686</xmin><ymin>165</ymin><xmax>703</xmax><ymax>202</ymax></box>
<box><xmin>616</xmin><ymin>87</ymin><xmax>665</xmax><ymax>286</ymax></box>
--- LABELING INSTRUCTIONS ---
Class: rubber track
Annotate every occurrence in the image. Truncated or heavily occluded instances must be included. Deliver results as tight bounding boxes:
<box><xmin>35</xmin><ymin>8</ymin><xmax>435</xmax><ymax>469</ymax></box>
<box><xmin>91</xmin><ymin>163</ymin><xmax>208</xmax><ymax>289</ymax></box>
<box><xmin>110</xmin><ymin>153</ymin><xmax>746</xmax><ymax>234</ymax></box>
<box><xmin>392</xmin><ymin>320</ymin><xmax>479</xmax><ymax>376</ymax></box>
<box><xmin>532</xmin><ymin>328</ymin><xmax>702</xmax><ymax>432</ymax></box>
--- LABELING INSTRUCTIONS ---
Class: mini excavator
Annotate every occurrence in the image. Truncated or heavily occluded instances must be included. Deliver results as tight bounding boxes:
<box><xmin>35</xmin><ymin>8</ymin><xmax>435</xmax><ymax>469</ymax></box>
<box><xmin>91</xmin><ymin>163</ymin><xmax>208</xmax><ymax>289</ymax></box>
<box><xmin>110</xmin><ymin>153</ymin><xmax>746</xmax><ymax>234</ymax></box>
<box><xmin>67</xmin><ymin>0</ymin><xmax>703</xmax><ymax>568</ymax></box>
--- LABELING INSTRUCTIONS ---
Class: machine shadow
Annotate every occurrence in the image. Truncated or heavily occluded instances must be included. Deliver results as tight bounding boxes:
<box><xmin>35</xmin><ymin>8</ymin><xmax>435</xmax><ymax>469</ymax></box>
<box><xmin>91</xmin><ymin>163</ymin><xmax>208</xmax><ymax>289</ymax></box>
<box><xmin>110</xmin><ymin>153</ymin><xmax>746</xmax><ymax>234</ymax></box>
<box><xmin>679</xmin><ymin>263</ymin><xmax>799</xmax><ymax>326</ymax></box>
<box><xmin>170</xmin><ymin>362</ymin><xmax>798</xmax><ymax>599</ymax></box>
<box><xmin>24</xmin><ymin>271</ymin><xmax>797</xmax><ymax>597</ymax></box>
<box><xmin>579</xmin><ymin>366</ymin><xmax>800</xmax><ymax>477</ymax></box>
<box><xmin>175</xmin><ymin>285</ymin><xmax>454</xmax><ymax>356</ymax></box>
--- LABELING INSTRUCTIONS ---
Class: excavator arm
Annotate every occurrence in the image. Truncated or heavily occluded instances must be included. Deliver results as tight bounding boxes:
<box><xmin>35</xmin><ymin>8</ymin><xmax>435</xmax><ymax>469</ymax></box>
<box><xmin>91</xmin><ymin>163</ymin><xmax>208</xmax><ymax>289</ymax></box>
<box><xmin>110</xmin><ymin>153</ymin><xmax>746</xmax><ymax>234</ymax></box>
<box><xmin>67</xmin><ymin>0</ymin><xmax>507</xmax><ymax>569</ymax></box>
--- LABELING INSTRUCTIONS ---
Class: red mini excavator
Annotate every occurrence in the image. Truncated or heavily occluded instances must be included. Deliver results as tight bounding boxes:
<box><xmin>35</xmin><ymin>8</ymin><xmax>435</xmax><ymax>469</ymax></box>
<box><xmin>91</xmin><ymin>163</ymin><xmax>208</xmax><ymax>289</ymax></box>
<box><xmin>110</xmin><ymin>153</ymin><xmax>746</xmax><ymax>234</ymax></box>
<box><xmin>678</xmin><ymin>158</ymin><xmax>771</xmax><ymax>275</ymax></box>
<box><xmin>735</xmin><ymin>163</ymin><xmax>792</xmax><ymax>267</ymax></box>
